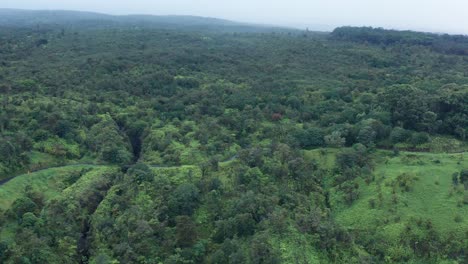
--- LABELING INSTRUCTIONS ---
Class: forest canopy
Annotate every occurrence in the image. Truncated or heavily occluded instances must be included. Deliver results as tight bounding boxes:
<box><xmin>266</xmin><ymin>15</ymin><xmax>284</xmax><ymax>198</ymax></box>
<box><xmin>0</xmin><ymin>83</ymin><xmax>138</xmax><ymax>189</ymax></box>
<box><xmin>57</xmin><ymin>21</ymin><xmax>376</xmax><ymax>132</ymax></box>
<box><xmin>0</xmin><ymin>10</ymin><xmax>467</xmax><ymax>264</ymax></box>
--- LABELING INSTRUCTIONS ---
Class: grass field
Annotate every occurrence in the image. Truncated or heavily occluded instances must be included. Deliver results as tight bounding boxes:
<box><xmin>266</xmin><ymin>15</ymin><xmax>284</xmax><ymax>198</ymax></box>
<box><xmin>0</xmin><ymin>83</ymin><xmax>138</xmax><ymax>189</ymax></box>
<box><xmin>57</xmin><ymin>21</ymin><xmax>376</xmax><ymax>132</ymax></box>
<box><xmin>334</xmin><ymin>151</ymin><xmax>467</xmax><ymax>243</ymax></box>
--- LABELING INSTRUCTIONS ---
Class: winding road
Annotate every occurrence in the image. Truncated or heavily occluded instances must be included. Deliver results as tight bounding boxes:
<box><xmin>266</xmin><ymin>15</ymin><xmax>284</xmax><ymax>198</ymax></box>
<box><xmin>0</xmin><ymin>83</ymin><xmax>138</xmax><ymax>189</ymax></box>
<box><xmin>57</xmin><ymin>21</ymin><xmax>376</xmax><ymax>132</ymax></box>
<box><xmin>0</xmin><ymin>164</ymin><xmax>105</xmax><ymax>186</ymax></box>
<box><xmin>0</xmin><ymin>154</ymin><xmax>240</xmax><ymax>187</ymax></box>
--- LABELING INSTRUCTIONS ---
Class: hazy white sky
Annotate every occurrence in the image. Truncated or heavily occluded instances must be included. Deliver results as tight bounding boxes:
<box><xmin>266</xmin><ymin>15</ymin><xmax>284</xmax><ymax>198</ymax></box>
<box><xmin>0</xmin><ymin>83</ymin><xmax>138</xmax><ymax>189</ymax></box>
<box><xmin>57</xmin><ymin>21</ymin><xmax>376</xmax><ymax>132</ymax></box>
<box><xmin>3</xmin><ymin>0</ymin><xmax>468</xmax><ymax>34</ymax></box>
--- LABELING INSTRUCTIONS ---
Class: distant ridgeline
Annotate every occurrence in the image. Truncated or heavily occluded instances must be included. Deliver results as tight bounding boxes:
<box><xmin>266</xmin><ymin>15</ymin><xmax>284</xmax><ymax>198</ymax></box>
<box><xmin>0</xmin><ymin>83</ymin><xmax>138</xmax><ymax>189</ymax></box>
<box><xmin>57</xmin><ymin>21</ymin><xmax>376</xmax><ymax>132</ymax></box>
<box><xmin>0</xmin><ymin>8</ymin><xmax>297</xmax><ymax>33</ymax></box>
<box><xmin>331</xmin><ymin>26</ymin><xmax>468</xmax><ymax>55</ymax></box>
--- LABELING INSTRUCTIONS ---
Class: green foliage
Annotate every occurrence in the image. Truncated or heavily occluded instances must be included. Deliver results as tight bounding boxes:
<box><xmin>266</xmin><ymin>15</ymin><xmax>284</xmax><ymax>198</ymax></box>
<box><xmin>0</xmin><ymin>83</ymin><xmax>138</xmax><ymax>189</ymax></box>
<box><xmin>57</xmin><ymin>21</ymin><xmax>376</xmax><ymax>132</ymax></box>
<box><xmin>460</xmin><ymin>169</ymin><xmax>468</xmax><ymax>184</ymax></box>
<box><xmin>336</xmin><ymin>144</ymin><xmax>370</xmax><ymax>173</ymax></box>
<box><xmin>10</xmin><ymin>197</ymin><xmax>37</xmax><ymax>220</ymax></box>
<box><xmin>331</xmin><ymin>26</ymin><xmax>468</xmax><ymax>56</ymax></box>
<box><xmin>410</xmin><ymin>132</ymin><xmax>430</xmax><ymax>145</ymax></box>
<box><xmin>324</xmin><ymin>131</ymin><xmax>346</xmax><ymax>148</ymax></box>
<box><xmin>0</xmin><ymin>133</ymin><xmax>32</xmax><ymax>178</ymax></box>
<box><xmin>249</xmin><ymin>233</ymin><xmax>281</xmax><ymax>264</ymax></box>
<box><xmin>34</xmin><ymin>137</ymin><xmax>80</xmax><ymax>159</ymax></box>
<box><xmin>87</xmin><ymin>115</ymin><xmax>133</xmax><ymax>165</ymax></box>
<box><xmin>127</xmin><ymin>163</ymin><xmax>153</xmax><ymax>183</ymax></box>
<box><xmin>295</xmin><ymin>126</ymin><xmax>325</xmax><ymax>148</ymax></box>
<box><xmin>175</xmin><ymin>215</ymin><xmax>198</xmax><ymax>247</ymax></box>
<box><xmin>381</xmin><ymin>85</ymin><xmax>430</xmax><ymax>130</ymax></box>
<box><xmin>168</xmin><ymin>183</ymin><xmax>200</xmax><ymax>216</ymax></box>
<box><xmin>0</xmin><ymin>12</ymin><xmax>467</xmax><ymax>264</ymax></box>
<box><xmin>334</xmin><ymin>151</ymin><xmax>468</xmax><ymax>262</ymax></box>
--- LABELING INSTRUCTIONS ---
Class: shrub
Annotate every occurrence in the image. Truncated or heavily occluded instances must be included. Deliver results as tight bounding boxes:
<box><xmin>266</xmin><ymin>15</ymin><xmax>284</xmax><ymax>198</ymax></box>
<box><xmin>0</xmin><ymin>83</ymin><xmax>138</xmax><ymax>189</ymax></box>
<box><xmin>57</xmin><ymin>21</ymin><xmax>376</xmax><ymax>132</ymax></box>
<box><xmin>325</xmin><ymin>131</ymin><xmax>346</xmax><ymax>147</ymax></box>
<box><xmin>452</xmin><ymin>172</ymin><xmax>458</xmax><ymax>185</ymax></box>
<box><xmin>21</xmin><ymin>212</ymin><xmax>39</xmax><ymax>228</ymax></box>
<box><xmin>410</xmin><ymin>132</ymin><xmax>430</xmax><ymax>145</ymax></box>
<box><xmin>390</xmin><ymin>127</ymin><xmax>410</xmax><ymax>143</ymax></box>
<box><xmin>127</xmin><ymin>163</ymin><xmax>153</xmax><ymax>183</ymax></box>
<box><xmin>460</xmin><ymin>169</ymin><xmax>468</xmax><ymax>184</ymax></box>
<box><xmin>10</xmin><ymin>197</ymin><xmax>37</xmax><ymax>219</ymax></box>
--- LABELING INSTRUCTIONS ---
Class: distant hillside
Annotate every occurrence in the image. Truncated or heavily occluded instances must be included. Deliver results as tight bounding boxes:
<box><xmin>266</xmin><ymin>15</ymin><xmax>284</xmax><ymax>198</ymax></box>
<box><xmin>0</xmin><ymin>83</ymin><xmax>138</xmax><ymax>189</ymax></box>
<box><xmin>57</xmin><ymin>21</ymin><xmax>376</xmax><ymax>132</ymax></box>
<box><xmin>0</xmin><ymin>8</ymin><xmax>296</xmax><ymax>33</ymax></box>
<box><xmin>331</xmin><ymin>26</ymin><xmax>468</xmax><ymax>55</ymax></box>
<box><xmin>0</xmin><ymin>9</ymin><xmax>110</xmax><ymax>24</ymax></box>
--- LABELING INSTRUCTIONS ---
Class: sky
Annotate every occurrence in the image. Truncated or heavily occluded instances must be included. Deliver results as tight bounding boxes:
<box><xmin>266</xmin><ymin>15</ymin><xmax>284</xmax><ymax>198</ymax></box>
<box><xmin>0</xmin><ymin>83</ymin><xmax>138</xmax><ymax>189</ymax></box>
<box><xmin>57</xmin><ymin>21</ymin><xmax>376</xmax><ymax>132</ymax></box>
<box><xmin>2</xmin><ymin>0</ymin><xmax>468</xmax><ymax>34</ymax></box>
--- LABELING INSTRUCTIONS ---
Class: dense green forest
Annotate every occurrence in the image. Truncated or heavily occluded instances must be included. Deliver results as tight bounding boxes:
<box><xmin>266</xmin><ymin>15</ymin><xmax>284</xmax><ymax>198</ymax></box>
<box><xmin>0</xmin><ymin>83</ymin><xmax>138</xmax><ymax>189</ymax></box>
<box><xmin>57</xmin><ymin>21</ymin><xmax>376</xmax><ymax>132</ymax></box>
<box><xmin>0</xmin><ymin>9</ymin><xmax>467</xmax><ymax>264</ymax></box>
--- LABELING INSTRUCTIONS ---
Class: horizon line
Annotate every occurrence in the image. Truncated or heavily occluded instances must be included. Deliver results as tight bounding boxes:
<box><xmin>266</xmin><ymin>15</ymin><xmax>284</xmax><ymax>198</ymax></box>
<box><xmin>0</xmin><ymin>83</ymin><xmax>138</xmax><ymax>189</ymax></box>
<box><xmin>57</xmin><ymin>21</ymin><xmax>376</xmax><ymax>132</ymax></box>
<box><xmin>1</xmin><ymin>7</ymin><xmax>467</xmax><ymax>36</ymax></box>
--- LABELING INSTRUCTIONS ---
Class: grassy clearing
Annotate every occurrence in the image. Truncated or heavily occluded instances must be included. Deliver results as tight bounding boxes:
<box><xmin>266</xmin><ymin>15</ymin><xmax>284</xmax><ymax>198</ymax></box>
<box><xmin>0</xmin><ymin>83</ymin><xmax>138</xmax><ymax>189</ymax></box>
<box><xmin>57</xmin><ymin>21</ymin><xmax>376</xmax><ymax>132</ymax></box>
<box><xmin>304</xmin><ymin>148</ymin><xmax>339</xmax><ymax>171</ymax></box>
<box><xmin>0</xmin><ymin>165</ymin><xmax>108</xmax><ymax>211</ymax></box>
<box><xmin>334</xmin><ymin>151</ymin><xmax>467</xmax><ymax>242</ymax></box>
<box><xmin>0</xmin><ymin>165</ymin><xmax>112</xmax><ymax>243</ymax></box>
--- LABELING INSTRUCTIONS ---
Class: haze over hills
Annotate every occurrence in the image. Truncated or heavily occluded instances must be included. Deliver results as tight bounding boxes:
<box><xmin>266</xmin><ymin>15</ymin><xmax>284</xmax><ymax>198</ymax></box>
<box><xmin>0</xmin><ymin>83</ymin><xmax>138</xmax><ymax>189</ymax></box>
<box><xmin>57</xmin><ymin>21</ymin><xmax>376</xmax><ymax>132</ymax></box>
<box><xmin>2</xmin><ymin>8</ymin><xmax>467</xmax><ymax>36</ymax></box>
<box><xmin>0</xmin><ymin>8</ymin><xmax>299</xmax><ymax>33</ymax></box>
<box><xmin>2</xmin><ymin>8</ymin><xmax>468</xmax><ymax>37</ymax></box>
